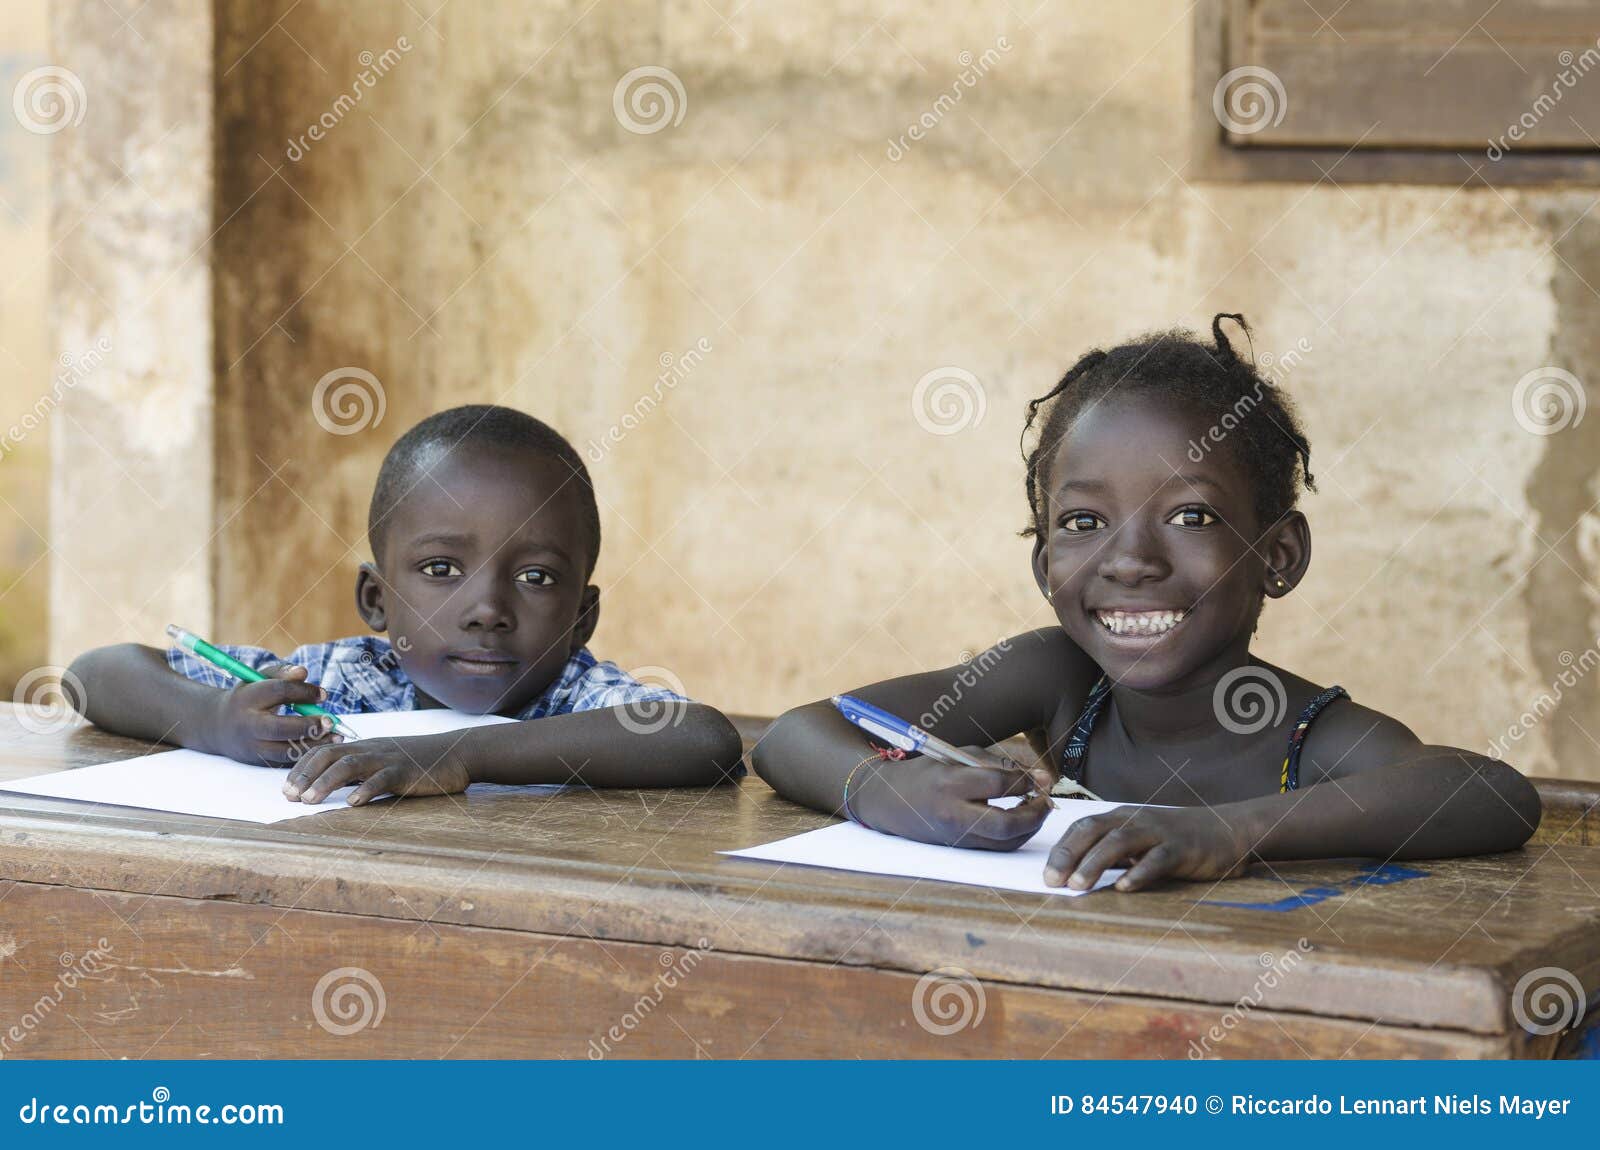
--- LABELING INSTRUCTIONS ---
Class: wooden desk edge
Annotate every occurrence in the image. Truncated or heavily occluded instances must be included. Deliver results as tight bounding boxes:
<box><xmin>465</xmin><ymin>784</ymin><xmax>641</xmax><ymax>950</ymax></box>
<box><xmin>0</xmin><ymin>710</ymin><xmax>1594</xmax><ymax>1040</ymax></box>
<box><xmin>0</xmin><ymin>808</ymin><xmax>1529</xmax><ymax>1037</ymax></box>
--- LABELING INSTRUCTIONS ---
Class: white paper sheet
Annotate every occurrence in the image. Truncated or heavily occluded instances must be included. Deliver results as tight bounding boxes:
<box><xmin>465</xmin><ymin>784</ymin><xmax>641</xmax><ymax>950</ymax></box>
<box><xmin>0</xmin><ymin>709</ymin><xmax>518</xmax><ymax>824</ymax></box>
<box><xmin>722</xmin><ymin>799</ymin><xmax>1136</xmax><ymax>896</ymax></box>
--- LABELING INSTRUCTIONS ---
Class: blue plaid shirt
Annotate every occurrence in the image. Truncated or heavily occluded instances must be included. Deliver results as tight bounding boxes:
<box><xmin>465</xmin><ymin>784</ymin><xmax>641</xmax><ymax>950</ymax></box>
<box><xmin>165</xmin><ymin>635</ymin><xmax>687</xmax><ymax>721</ymax></box>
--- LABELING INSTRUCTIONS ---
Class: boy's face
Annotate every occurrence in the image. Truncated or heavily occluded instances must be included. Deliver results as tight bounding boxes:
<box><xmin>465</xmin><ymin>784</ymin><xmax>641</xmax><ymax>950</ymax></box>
<box><xmin>356</xmin><ymin>446</ymin><xmax>599</xmax><ymax>715</ymax></box>
<box><xmin>1032</xmin><ymin>392</ymin><xmax>1303</xmax><ymax>693</ymax></box>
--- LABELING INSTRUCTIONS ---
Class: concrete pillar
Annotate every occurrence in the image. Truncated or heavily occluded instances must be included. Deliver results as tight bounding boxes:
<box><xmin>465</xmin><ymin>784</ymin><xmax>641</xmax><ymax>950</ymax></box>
<box><xmin>47</xmin><ymin>0</ymin><xmax>215</xmax><ymax>664</ymax></box>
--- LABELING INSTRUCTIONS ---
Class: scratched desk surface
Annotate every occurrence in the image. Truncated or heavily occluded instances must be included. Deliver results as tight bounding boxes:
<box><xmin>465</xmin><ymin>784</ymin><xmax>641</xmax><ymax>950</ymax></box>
<box><xmin>1</xmin><ymin>705</ymin><xmax>1598</xmax><ymax>1057</ymax></box>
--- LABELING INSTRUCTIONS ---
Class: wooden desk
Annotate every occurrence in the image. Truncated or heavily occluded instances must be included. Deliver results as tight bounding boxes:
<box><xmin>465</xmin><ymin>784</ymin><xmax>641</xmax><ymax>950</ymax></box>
<box><xmin>1</xmin><ymin>705</ymin><xmax>1597</xmax><ymax>1060</ymax></box>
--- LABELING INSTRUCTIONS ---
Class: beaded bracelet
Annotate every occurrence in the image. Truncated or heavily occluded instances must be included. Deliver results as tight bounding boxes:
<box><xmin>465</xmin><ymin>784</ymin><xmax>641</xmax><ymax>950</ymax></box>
<box><xmin>841</xmin><ymin>754</ymin><xmax>875</xmax><ymax>828</ymax></box>
<box><xmin>842</xmin><ymin>745</ymin><xmax>906</xmax><ymax>830</ymax></box>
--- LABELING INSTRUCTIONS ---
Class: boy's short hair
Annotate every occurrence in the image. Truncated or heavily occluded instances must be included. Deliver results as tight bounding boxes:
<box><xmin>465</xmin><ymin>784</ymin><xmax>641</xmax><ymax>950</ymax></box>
<box><xmin>367</xmin><ymin>404</ymin><xmax>602</xmax><ymax>575</ymax></box>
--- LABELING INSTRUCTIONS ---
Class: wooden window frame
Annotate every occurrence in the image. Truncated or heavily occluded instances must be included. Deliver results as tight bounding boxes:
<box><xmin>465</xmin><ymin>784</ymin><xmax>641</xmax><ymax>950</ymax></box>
<box><xmin>1191</xmin><ymin>0</ymin><xmax>1600</xmax><ymax>186</ymax></box>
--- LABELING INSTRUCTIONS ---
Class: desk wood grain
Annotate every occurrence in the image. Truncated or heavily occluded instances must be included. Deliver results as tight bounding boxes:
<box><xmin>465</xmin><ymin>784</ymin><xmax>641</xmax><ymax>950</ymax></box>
<box><xmin>1</xmin><ymin>706</ymin><xmax>1596</xmax><ymax>1059</ymax></box>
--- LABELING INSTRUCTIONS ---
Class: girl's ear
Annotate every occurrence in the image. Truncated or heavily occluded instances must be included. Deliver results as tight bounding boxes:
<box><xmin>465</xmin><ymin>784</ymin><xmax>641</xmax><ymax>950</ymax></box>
<box><xmin>1031</xmin><ymin>537</ymin><xmax>1052</xmax><ymax>600</ymax></box>
<box><xmin>1262</xmin><ymin>511</ymin><xmax>1311</xmax><ymax>598</ymax></box>
<box><xmin>573</xmin><ymin>584</ymin><xmax>601</xmax><ymax>650</ymax></box>
<box><xmin>355</xmin><ymin>563</ymin><xmax>388</xmax><ymax>632</ymax></box>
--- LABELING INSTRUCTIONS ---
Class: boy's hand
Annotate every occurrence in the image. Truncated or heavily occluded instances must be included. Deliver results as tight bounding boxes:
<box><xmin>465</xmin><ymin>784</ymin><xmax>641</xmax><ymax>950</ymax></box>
<box><xmin>204</xmin><ymin>662</ymin><xmax>341</xmax><ymax>767</ymax></box>
<box><xmin>853</xmin><ymin>745</ymin><xmax>1054</xmax><ymax>851</ymax></box>
<box><xmin>1044</xmin><ymin>805</ymin><xmax>1252</xmax><ymax>892</ymax></box>
<box><xmin>283</xmin><ymin>734</ymin><xmax>470</xmax><ymax>807</ymax></box>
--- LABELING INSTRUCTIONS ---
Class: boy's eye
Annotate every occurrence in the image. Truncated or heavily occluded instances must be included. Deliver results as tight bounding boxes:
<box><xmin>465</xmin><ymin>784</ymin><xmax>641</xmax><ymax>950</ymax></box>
<box><xmin>419</xmin><ymin>559</ymin><xmax>463</xmax><ymax>578</ymax></box>
<box><xmin>1059</xmin><ymin>512</ymin><xmax>1105</xmax><ymax>534</ymax></box>
<box><xmin>1168</xmin><ymin>506</ymin><xmax>1217</xmax><ymax>528</ymax></box>
<box><xmin>515</xmin><ymin>568</ymin><xmax>556</xmax><ymax>587</ymax></box>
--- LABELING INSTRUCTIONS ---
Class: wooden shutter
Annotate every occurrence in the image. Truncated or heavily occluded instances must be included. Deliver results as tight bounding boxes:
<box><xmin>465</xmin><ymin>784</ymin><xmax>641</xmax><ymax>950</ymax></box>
<box><xmin>1197</xmin><ymin>0</ymin><xmax>1600</xmax><ymax>182</ymax></box>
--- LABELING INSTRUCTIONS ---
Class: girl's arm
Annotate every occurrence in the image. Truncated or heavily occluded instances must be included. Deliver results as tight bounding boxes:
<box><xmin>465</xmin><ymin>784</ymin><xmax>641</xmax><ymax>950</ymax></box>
<box><xmin>1046</xmin><ymin>705</ymin><xmax>1542</xmax><ymax>891</ymax></box>
<box><xmin>283</xmin><ymin>701</ymin><xmax>746</xmax><ymax>803</ymax></box>
<box><xmin>751</xmin><ymin>629</ymin><xmax>1100</xmax><ymax>849</ymax></box>
<box><xmin>1246</xmin><ymin>746</ymin><xmax>1539</xmax><ymax>862</ymax></box>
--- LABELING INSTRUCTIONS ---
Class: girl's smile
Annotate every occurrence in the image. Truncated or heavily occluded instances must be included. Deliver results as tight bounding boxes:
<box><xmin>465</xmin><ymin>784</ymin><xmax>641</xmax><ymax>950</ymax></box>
<box><xmin>1091</xmin><ymin>606</ymin><xmax>1190</xmax><ymax>639</ymax></box>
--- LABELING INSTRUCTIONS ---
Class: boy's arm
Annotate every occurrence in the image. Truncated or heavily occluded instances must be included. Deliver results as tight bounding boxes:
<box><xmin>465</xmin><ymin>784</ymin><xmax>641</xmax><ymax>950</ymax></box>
<box><xmin>750</xmin><ymin>630</ymin><xmax>1099</xmax><ymax>849</ymax></box>
<box><xmin>463</xmin><ymin>702</ymin><xmax>745</xmax><ymax>787</ymax></box>
<box><xmin>68</xmin><ymin>642</ymin><xmax>337</xmax><ymax>764</ymax></box>
<box><xmin>284</xmin><ymin>701</ymin><xmax>745</xmax><ymax>803</ymax></box>
<box><xmin>69</xmin><ymin>643</ymin><xmax>224</xmax><ymax>748</ymax></box>
<box><xmin>1047</xmin><ymin>704</ymin><xmax>1542</xmax><ymax>891</ymax></box>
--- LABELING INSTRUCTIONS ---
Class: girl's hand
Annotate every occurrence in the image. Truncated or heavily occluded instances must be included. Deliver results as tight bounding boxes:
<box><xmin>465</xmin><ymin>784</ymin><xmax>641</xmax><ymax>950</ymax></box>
<box><xmin>853</xmin><ymin>745</ymin><xmax>1055</xmax><ymax>851</ymax></box>
<box><xmin>1044</xmin><ymin>806</ymin><xmax>1252</xmax><ymax>892</ymax></box>
<box><xmin>283</xmin><ymin>735</ymin><xmax>471</xmax><ymax>806</ymax></box>
<box><xmin>203</xmin><ymin>662</ymin><xmax>341</xmax><ymax>767</ymax></box>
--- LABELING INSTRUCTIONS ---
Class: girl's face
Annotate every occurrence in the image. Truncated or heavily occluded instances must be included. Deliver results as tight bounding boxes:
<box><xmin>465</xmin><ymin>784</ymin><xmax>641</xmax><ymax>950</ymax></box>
<box><xmin>1033</xmin><ymin>391</ymin><xmax>1287</xmax><ymax>693</ymax></box>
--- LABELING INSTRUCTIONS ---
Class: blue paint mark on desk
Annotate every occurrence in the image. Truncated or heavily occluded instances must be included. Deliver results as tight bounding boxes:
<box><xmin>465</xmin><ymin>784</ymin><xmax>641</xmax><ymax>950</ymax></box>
<box><xmin>1197</xmin><ymin>863</ymin><xmax>1429</xmax><ymax>912</ymax></box>
<box><xmin>1571</xmin><ymin>1021</ymin><xmax>1600</xmax><ymax>1060</ymax></box>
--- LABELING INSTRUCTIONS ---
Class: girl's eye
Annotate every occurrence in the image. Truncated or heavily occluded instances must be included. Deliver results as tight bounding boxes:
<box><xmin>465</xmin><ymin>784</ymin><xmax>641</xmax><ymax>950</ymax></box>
<box><xmin>1168</xmin><ymin>506</ymin><xmax>1217</xmax><ymax>528</ymax></box>
<box><xmin>420</xmin><ymin>560</ymin><xmax>462</xmax><ymax>578</ymax></box>
<box><xmin>1059</xmin><ymin>512</ymin><xmax>1105</xmax><ymax>534</ymax></box>
<box><xmin>515</xmin><ymin>568</ymin><xmax>556</xmax><ymax>587</ymax></box>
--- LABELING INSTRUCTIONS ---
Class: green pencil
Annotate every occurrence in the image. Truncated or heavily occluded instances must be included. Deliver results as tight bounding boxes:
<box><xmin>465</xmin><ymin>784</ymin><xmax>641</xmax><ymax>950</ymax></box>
<box><xmin>166</xmin><ymin>624</ymin><xmax>358</xmax><ymax>740</ymax></box>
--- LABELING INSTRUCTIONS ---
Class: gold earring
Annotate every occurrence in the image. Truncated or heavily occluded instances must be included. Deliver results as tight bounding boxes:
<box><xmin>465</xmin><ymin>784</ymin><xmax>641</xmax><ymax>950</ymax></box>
<box><xmin>1275</xmin><ymin>577</ymin><xmax>1287</xmax><ymax>590</ymax></box>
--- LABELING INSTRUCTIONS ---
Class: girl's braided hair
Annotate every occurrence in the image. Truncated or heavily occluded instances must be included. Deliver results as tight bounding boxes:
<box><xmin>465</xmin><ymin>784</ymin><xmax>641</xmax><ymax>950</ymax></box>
<box><xmin>1020</xmin><ymin>313</ymin><xmax>1315</xmax><ymax>543</ymax></box>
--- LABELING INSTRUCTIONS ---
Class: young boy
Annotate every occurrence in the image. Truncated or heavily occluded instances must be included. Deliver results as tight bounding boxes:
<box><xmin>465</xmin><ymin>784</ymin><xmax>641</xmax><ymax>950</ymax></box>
<box><xmin>70</xmin><ymin>404</ymin><xmax>744</xmax><ymax>805</ymax></box>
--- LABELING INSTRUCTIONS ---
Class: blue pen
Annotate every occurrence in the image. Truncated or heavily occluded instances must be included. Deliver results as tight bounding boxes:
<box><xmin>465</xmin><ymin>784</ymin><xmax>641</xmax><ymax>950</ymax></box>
<box><xmin>830</xmin><ymin>694</ymin><xmax>989</xmax><ymax>768</ymax></box>
<box><xmin>830</xmin><ymin>693</ymin><xmax>1101</xmax><ymax>801</ymax></box>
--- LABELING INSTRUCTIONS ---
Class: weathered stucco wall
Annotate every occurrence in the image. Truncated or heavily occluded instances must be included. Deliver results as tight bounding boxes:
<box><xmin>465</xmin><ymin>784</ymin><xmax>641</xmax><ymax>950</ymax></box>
<box><xmin>45</xmin><ymin>0</ymin><xmax>215</xmax><ymax>669</ymax></box>
<box><xmin>49</xmin><ymin>1</ymin><xmax>1600</xmax><ymax>777</ymax></box>
<box><xmin>0</xmin><ymin>1</ymin><xmax>50</xmax><ymax>692</ymax></box>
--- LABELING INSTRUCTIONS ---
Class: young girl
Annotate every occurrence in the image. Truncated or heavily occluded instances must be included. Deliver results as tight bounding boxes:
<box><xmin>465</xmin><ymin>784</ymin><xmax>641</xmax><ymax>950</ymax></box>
<box><xmin>752</xmin><ymin>315</ymin><xmax>1540</xmax><ymax>892</ymax></box>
